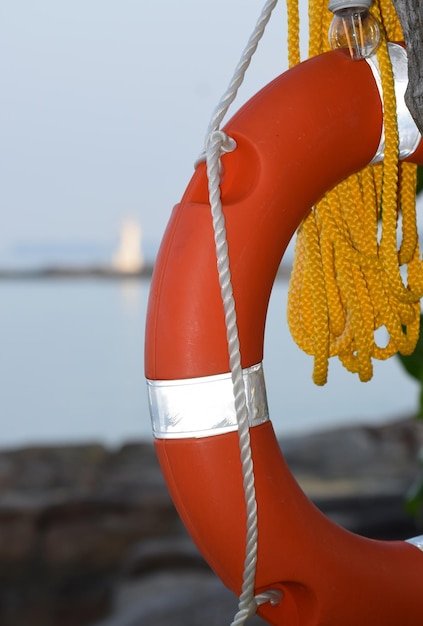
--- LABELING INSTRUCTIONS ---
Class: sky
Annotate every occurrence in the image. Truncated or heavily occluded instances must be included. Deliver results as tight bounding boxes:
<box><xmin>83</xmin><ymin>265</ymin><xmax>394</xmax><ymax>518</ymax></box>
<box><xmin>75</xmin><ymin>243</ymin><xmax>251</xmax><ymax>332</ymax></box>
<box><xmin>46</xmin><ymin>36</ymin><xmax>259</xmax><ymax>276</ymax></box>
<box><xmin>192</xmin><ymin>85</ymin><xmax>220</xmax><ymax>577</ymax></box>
<box><xmin>0</xmin><ymin>1</ymin><xmax>302</xmax><ymax>264</ymax></box>
<box><xmin>1</xmin><ymin>2</ymin><xmax>423</xmax><ymax>446</ymax></box>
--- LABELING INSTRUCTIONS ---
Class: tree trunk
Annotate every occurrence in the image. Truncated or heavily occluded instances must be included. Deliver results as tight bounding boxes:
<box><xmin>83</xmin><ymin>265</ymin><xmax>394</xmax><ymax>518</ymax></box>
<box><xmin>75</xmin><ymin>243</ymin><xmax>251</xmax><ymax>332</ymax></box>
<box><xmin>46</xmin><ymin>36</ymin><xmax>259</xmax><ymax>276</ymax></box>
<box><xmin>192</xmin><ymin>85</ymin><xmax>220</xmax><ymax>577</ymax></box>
<box><xmin>392</xmin><ymin>0</ymin><xmax>423</xmax><ymax>134</ymax></box>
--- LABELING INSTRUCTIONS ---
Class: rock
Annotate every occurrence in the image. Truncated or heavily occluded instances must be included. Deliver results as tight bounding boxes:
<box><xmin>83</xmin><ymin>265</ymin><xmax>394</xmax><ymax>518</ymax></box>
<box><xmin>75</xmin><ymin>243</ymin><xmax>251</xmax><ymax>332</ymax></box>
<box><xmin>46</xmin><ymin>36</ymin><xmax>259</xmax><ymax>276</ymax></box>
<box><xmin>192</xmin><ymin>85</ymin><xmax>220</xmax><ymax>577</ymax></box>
<box><xmin>0</xmin><ymin>417</ymin><xmax>421</xmax><ymax>625</ymax></box>
<box><xmin>0</xmin><ymin>442</ymin><xmax>178</xmax><ymax>626</ymax></box>
<box><xmin>92</xmin><ymin>535</ymin><xmax>266</xmax><ymax>626</ymax></box>
<box><xmin>283</xmin><ymin>418</ymin><xmax>423</xmax><ymax>476</ymax></box>
<box><xmin>94</xmin><ymin>570</ymin><xmax>266</xmax><ymax>626</ymax></box>
<box><xmin>121</xmin><ymin>536</ymin><xmax>209</xmax><ymax>577</ymax></box>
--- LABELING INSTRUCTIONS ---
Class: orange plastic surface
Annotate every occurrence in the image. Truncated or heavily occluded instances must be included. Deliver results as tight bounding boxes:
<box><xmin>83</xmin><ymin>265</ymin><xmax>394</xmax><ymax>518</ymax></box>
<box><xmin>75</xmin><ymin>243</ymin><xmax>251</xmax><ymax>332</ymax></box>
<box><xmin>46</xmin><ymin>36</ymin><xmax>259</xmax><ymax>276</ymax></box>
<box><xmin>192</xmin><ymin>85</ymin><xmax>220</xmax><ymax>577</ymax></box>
<box><xmin>145</xmin><ymin>49</ymin><xmax>423</xmax><ymax>625</ymax></box>
<box><xmin>145</xmin><ymin>50</ymin><xmax>389</xmax><ymax>380</ymax></box>
<box><xmin>156</xmin><ymin>424</ymin><xmax>423</xmax><ymax>625</ymax></box>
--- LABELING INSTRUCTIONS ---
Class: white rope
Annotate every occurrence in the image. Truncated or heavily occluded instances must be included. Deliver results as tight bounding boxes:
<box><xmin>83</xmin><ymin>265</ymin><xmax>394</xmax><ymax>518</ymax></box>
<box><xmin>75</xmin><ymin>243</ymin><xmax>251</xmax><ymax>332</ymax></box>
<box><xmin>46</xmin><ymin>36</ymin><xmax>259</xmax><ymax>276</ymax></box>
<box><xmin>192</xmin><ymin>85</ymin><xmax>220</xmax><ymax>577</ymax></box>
<box><xmin>197</xmin><ymin>0</ymin><xmax>279</xmax><ymax>164</ymax></box>
<box><xmin>206</xmin><ymin>131</ymin><xmax>258</xmax><ymax>625</ymax></box>
<box><xmin>200</xmin><ymin>1</ymin><xmax>280</xmax><ymax>624</ymax></box>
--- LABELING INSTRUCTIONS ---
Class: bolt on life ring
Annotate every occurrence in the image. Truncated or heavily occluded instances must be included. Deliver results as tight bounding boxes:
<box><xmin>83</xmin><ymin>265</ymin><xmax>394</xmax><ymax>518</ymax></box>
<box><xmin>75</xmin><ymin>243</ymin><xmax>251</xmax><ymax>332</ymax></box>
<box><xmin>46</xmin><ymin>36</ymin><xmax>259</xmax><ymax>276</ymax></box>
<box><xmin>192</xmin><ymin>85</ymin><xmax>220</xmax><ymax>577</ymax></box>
<box><xmin>145</xmin><ymin>46</ymin><xmax>423</xmax><ymax>625</ymax></box>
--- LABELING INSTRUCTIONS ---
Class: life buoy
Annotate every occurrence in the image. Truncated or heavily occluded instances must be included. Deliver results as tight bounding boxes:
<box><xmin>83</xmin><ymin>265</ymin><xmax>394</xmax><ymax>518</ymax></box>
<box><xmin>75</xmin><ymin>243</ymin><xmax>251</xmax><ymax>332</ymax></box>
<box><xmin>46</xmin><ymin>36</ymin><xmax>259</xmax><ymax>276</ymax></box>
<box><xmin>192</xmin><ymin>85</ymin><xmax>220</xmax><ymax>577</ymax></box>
<box><xmin>145</xmin><ymin>46</ymin><xmax>423</xmax><ymax>625</ymax></box>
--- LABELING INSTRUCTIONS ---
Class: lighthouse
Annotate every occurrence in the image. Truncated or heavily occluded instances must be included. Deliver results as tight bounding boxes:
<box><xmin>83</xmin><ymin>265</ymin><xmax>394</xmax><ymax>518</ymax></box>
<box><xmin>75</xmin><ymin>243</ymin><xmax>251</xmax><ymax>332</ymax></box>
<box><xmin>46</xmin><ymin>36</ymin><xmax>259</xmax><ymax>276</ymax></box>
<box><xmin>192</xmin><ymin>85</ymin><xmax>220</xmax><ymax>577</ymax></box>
<box><xmin>112</xmin><ymin>218</ymin><xmax>144</xmax><ymax>273</ymax></box>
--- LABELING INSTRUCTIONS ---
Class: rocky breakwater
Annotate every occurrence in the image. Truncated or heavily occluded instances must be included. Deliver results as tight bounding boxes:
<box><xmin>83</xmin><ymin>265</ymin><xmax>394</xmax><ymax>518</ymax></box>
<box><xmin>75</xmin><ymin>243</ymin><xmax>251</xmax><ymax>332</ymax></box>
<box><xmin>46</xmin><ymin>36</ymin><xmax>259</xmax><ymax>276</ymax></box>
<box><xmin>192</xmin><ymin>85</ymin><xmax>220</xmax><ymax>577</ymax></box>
<box><xmin>0</xmin><ymin>443</ymin><xmax>178</xmax><ymax>626</ymax></box>
<box><xmin>0</xmin><ymin>418</ymin><xmax>422</xmax><ymax>626</ymax></box>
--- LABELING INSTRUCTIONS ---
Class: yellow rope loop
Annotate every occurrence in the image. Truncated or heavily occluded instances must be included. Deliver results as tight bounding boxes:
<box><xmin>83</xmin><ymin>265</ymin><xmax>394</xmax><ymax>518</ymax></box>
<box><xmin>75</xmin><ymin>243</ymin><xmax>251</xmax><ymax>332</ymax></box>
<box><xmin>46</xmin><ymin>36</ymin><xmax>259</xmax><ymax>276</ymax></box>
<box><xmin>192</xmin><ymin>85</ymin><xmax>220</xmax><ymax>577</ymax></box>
<box><xmin>376</xmin><ymin>0</ymin><xmax>404</xmax><ymax>39</ymax></box>
<box><xmin>304</xmin><ymin>212</ymin><xmax>331</xmax><ymax>384</ymax></box>
<box><xmin>398</xmin><ymin>162</ymin><xmax>418</xmax><ymax>265</ymax></box>
<box><xmin>309</xmin><ymin>0</ymin><xmax>333</xmax><ymax>57</ymax></box>
<box><xmin>286</xmin><ymin>0</ymin><xmax>423</xmax><ymax>385</ymax></box>
<box><xmin>319</xmin><ymin>206</ymin><xmax>346</xmax><ymax>338</ymax></box>
<box><xmin>287</xmin><ymin>226</ymin><xmax>313</xmax><ymax>353</ymax></box>
<box><xmin>287</xmin><ymin>0</ymin><xmax>301</xmax><ymax>66</ymax></box>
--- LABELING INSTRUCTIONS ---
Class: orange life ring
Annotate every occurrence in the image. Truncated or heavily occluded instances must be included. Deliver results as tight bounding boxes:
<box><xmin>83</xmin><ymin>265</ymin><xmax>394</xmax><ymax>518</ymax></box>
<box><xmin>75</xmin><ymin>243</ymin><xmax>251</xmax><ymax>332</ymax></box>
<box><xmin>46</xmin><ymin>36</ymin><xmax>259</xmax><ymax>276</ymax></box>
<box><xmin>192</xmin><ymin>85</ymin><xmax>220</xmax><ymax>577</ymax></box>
<box><xmin>145</xmin><ymin>47</ymin><xmax>423</xmax><ymax>625</ymax></box>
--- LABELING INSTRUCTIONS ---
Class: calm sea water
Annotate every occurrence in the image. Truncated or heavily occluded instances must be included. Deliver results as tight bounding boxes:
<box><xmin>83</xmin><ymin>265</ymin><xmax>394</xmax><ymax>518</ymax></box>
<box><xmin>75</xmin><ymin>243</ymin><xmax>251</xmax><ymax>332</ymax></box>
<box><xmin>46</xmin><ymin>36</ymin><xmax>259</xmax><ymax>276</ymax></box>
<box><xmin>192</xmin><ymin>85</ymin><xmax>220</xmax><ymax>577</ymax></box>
<box><xmin>0</xmin><ymin>277</ymin><xmax>419</xmax><ymax>450</ymax></box>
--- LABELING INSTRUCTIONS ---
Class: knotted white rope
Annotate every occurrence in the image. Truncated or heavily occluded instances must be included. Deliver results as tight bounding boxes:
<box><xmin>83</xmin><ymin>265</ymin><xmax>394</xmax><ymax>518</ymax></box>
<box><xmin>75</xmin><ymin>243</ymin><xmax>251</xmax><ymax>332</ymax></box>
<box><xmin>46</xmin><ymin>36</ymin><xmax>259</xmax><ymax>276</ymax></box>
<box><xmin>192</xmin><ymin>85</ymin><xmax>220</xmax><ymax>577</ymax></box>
<box><xmin>196</xmin><ymin>0</ymin><xmax>279</xmax><ymax>165</ymax></box>
<box><xmin>198</xmin><ymin>1</ymin><xmax>281</xmax><ymax>624</ymax></box>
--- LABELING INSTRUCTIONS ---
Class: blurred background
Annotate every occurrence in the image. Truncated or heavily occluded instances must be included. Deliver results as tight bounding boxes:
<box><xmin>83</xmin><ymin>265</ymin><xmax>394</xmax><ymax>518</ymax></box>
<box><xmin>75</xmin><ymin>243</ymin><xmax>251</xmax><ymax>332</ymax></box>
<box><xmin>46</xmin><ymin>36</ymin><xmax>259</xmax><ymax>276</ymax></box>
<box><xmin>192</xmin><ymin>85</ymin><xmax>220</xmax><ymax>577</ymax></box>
<box><xmin>1</xmin><ymin>1</ymin><xmax>423</xmax><ymax>625</ymax></box>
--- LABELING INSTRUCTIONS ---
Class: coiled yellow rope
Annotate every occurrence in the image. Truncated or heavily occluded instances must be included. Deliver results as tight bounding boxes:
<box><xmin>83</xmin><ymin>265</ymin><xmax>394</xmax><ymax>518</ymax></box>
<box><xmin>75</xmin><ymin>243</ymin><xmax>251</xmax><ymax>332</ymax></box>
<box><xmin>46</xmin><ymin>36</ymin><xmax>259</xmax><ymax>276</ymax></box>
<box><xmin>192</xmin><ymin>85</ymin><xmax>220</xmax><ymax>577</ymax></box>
<box><xmin>286</xmin><ymin>0</ymin><xmax>423</xmax><ymax>385</ymax></box>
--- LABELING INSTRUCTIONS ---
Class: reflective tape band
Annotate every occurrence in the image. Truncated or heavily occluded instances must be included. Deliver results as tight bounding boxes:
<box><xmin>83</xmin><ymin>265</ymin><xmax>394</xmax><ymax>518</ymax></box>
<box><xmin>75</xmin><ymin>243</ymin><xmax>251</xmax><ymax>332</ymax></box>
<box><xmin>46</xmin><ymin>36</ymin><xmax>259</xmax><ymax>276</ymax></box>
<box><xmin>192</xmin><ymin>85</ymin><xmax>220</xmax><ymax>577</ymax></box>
<box><xmin>367</xmin><ymin>43</ymin><xmax>421</xmax><ymax>164</ymax></box>
<box><xmin>147</xmin><ymin>362</ymin><xmax>269</xmax><ymax>439</ymax></box>
<box><xmin>406</xmin><ymin>535</ymin><xmax>423</xmax><ymax>552</ymax></box>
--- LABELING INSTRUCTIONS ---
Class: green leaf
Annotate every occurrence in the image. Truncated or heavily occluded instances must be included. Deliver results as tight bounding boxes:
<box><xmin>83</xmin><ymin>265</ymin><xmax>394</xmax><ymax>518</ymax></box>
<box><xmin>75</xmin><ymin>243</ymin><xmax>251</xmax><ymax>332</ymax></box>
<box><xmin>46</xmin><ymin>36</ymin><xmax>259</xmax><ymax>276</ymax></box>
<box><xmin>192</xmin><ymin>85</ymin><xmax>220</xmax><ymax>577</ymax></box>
<box><xmin>417</xmin><ymin>166</ymin><xmax>423</xmax><ymax>197</ymax></box>
<box><xmin>406</xmin><ymin>473</ymin><xmax>423</xmax><ymax>519</ymax></box>
<box><xmin>397</xmin><ymin>315</ymin><xmax>423</xmax><ymax>383</ymax></box>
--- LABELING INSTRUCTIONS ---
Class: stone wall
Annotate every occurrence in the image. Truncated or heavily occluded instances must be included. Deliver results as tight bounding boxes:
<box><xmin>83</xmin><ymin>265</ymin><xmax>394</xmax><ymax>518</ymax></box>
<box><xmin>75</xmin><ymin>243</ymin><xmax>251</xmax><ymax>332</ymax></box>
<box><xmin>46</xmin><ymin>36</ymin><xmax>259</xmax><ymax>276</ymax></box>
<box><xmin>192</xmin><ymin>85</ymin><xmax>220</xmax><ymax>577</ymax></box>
<box><xmin>0</xmin><ymin>418</ymin><xmax>422</xmax><ymax>625</ymax></box>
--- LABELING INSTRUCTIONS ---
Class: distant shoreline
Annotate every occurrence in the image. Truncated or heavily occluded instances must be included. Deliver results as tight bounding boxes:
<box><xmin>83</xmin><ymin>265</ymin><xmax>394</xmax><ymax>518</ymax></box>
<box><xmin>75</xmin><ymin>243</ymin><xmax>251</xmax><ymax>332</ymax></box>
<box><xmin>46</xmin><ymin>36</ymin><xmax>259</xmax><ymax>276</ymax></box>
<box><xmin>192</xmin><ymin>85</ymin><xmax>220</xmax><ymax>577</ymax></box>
<box><xmin>0</xmin><ymin>264</ymin><xmax>155</xmax><ymax>280</ymax></box>
<box><xmin>0</xmin><ymin>262</ymin><xmax>292</xmax><ymax>281</ymax></box>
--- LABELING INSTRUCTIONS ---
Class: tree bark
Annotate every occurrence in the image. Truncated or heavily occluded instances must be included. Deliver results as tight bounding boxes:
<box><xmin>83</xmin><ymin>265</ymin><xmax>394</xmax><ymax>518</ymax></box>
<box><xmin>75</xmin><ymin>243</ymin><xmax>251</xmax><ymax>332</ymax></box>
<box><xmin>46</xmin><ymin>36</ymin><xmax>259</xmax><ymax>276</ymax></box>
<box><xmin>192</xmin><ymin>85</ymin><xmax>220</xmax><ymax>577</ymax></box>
<box><xmin>392</xmin><ymin>0</ymin><xmax>423</xmax><ymax>134</ymax></box>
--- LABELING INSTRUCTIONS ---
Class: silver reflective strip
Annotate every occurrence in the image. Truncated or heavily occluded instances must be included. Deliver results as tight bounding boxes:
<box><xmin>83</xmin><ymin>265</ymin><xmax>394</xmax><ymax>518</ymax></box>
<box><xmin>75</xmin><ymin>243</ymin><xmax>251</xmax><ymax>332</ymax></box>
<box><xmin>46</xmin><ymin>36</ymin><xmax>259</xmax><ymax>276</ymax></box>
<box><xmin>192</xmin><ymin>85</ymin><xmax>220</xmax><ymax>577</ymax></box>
<box><xmin>406</xmin><ymin>535</ymin><xmax>423</xmax><ymax>552</ymax></box>
<box><xmin>367</xmin><ymin>43</ymin><xmax>421</xmax><ymax>164</ymax></box>
<box><xmin>147</xmin><ymin>362</ymin><xmax>269</xmax><ymax>439</ymax></box>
